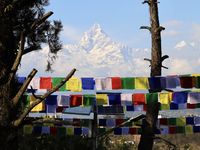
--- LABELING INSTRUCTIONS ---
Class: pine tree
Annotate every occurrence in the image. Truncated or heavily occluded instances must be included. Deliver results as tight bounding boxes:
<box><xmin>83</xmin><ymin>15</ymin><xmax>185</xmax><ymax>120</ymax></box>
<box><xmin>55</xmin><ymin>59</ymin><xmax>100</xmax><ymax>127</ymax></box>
<box><xmin>0</xmin><ymin>1</ymin><xmax>76</xmax><ymax>149</ymax></box>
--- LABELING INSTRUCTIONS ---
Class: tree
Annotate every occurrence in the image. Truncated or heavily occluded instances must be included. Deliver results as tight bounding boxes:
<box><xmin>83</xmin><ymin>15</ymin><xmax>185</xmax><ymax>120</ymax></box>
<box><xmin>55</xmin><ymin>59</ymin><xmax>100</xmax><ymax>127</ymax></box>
<box><xmin>0</xmin><ymin>1</ymin><xmax>76</xmax><ymax>149</ymax></box>
<box><xmin>138</xmin><ymin>0</ymin><xmax>168</xmax><ymax>149</ymax></box>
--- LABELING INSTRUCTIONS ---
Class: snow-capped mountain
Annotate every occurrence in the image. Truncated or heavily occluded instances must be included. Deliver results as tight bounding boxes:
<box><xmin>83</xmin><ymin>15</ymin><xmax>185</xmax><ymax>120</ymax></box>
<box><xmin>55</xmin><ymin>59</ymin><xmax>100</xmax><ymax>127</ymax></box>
<box><xmin>19</xmin><ymin>24</ymin><xmax>150</xmax><ymax>77</ymax></box>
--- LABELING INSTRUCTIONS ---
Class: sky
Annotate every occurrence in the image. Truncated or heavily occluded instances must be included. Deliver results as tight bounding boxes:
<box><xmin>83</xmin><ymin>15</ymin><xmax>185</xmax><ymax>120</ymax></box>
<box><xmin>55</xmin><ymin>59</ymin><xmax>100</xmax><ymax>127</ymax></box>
<box><xmin>18</xmin><ymin>0</ymin><xmax>200</xmax><ymax>77</ymax></box>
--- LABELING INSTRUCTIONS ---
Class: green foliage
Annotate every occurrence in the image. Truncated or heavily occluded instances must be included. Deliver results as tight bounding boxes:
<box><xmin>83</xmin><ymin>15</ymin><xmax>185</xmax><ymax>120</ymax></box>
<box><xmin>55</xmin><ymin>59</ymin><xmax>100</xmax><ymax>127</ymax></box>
<box><xmin>0</xmin><ymin>0</ymin><xmax>63</xmax><ymax>71</ymax></box>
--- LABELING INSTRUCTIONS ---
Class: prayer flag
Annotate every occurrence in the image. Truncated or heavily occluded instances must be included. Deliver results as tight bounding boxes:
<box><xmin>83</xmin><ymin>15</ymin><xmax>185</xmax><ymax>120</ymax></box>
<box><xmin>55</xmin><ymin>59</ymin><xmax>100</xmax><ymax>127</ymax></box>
<box><xmin>41</xmin><ymin>126</ymin><xmax>50</xmax><ymax>134</ymax></box>
<box><xmin>186</xmin><ymin>117</ymin><xmax>194</xmax><ymax>125</ymax></box>
<box><xmin>159</xmin><ymin>92</ymin><xmax>171</xmax><ymax>104</ymax></box>
<box><xmin>105</xmin><ymin>77</ymin><xmax>112</xmax><ymax>90</ymax></box>
<box><xmin>30</xmin><ymin>95</ymin><xmax>45</xmax><ymax>112</ymax></box>
<box><xmin>81</xmin><ymin>78</ymin><xmax>95</xmax><ymax>90</ymax></box>
<box><xmin>135</xmin><ymin>77</ymin><xmax>149</xmax><ymax>89</ymax></box>
<box><xmin>40</xmin><ymin>77</ymin><xmax>52</xmax><ymax>89</ymax></box>
<box><xmin>114</xmin><ymin>128</ymin><xmax>122</xmax><ymax>135</ymax></box>
<box><xmin>176</xmin><ymin>117</ymin><xmax>186</xmax><ymax>126</ymax></box>
<box><xmin>194</xmin><ymin>116</ymin><xmax>200</xmax><ymax>125</ymax></box>
<box><xmin>133</xmin><ymin>93</ymin><xmax>146</xmax><ymax>105</ymax></box>
<box><xmin>66</xmin><ymin>77</ymin><xmax>82</xmax><ymax>92</ymax></box>
<box><xmin>107</xmin><ymin>119</ymin><xmax>116</xmax><ymax>127</ymax></box>
<box><xmin>180</xmin><ymin>76</ymin><xmax>194</xmax><ymax>88</ymax></box>
<box><xmin>83</xmin><ymin>94</ymin><xmax>95</xmax><ymax>106</ymax></box>
<box><xmin>169</xmin><ymin>126</ymin><xmax>176</xmax><ymax>134</ymax></box>
<box><xmin>96</xmin><ymin>94</ymin><xmax>108</xmax><ymax>105</ymax></box>
<box><xmin>52</xmin><ymin>77</ymin><xmax>66</xmax><ymax>91</ymax></box>
<box><xmin>95</xmin><ymin>78</ymin><xmax>106</xmax><ymax>90</ymax></box>
<box><xmin>57</xmin><ymin>95</ymin><xmax>70</xmax><ymax>106</ymax></box>
<box><xmin>111</xmin><ymin>77</ymin><xmax>122</xmax><ymax>89</ymax></box>
<box><xmin>148</xmin><ymin>77</ymin><xmax>162</xmax><ymax>90</ymax></box>
<box><xmin>185</xmin><ymin>125</ymin><xmax>193</xmax><ymax>134</ymax></box>
<box><xmin>23</xmin><ymin>125</ymin><xmax>33</xmax><ymax>135</ymax></box>
<box><xmin>172</xmin><ymin>92</ymin><xmax>187</xmax><ymax>104</ymax></box>
<box><xmin>121</xmin><ymin>77</ymin><xmax>135</xmax><ymax>89</ymax></box>
<box><xmin>121</xmin><ymin>93</ymin><xmax>133</xmax><ymax>106</ymax></box>
<box><xmin>66</xmin><ymin>127</ymin><xmax>74</xmax><ymax>135</ymax></box>
<box><xmin>28</xmin><ymin>77</ymin><xmax>40</xmax><ymax>89</ymax></box>
<box><xmin>146</xmin><ymin>93</ymin><xmax>158</xmax><ymax>104</ymax></box>
<box><xmin>165</xmin><ymin>76</ymin><xmax>180</xmax><ymax>89</ymax></box>
<box><xmin>70</xmin><ymin>95</ymin><xmax>82</xmax><ymax>107</ymax></box>
<box><xmin>176</xmin><ymin>126</ymin><xmax>185</xmax><ymax>134</ymax></box>
<box><xmin>45</xmin><ymin>95</ymin><xmax>57</xmax><ymax>105</ymax></box>
<box><xmin>188</xmin><ymin>92</ymin><xmax>200</xmax><ymax>104</ymax></box>
<box><xmin>108</xmin><ymin>93</ymin><xmax>121</xmax><ymax>105</ymax></box>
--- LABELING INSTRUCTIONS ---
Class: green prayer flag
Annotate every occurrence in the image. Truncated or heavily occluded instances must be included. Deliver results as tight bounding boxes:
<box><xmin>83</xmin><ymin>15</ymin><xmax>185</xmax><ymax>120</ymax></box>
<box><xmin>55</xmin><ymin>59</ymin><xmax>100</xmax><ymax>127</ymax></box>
<box><xmin>169</xmin><ymin>118</ymin><xmax>176</xmax><ymax>125</ymax></box>
<box><xmin>138</xmin><ymin>127</ymin><xmax>142</xmax><ymax>134</ymax></box>
<box><xmin>146</xmin><ymin>93</ymin><xmax>158</xmax><ymax>104</ymax></box>
<box><xmin>121</xmin><ymin>77</ymin><xmax>135</xmax><ymax>89</ymax></box>
<box><xmin>98</xmin><ymin>128</ymin><xmax>106</xmax><ymax>134</ymax></box>
<box><xmin>194</xmin><ymin>76</ymin><xmax>200</xmax><ymax>88</ymax></box>
<box><xmin>57</xmin><ymin>127</ymin><xmax>66</xmax><ymax>137</ymax></box>
<box><xmin>83</xmin><ymin>95</ymin><xmax>95</xmax><ymax>106</ymax></box>
<box><xmin>176</xmin><ymin>126</ymin><xmax>185</xmax><ymax>134</ymax></box>
<box><xmin>52</xmin><ymin>77</ymin><xmax>66</xmax><ymax>91</ymax></box>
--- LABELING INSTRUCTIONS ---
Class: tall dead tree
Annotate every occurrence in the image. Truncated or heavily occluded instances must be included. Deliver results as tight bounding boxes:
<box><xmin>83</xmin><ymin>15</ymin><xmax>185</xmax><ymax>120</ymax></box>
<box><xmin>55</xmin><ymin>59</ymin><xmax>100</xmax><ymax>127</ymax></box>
<box><xmin>138</xmin><ymin>0</ymin><xmax>168</xmax><ymax>149</ymax></box>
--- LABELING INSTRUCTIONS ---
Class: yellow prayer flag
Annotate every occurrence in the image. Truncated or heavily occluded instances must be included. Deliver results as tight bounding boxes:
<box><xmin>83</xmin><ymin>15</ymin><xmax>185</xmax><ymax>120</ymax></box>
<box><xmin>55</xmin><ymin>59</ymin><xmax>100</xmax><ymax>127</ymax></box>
<box><xmin>185</xmin><ymin>125</ymin><xmax>193</xmax><ymax>134</ymax></box>
<box><xmin>192</xmin><ymin>74</ymin><xmax>200</xmax><ymax>76</ymax></box>
<box><xmin>66</xmin><ymin>127</ymin><xmax>74</xmax><ymax>135</ymax></box>
<box><xmin>159</xmin><ymin>93</ymin><xmax>172</xmax><ymax>104</ymax></box>
<box><xmin>176</xmin><ymin>117</ymin><xmax>186</xmax><ymax>126</ymax></box>
<box><xmin>23</xmin><ymin>125</ymin><xmax>33</xmax><ymax>134</ymax></box>
<box><xmin>135</xmin><ymin>77</ymin><xmax>149</xmax><ymax>89</ymax></box>
<box><xmin>160</xmin><ymin>104</ymin><xmax>170</xmax><ymax>110</ymax></box>
<box><xmin>96</xmin><ymin>94</ymin><xmax>108</xmax><ymax>105</ymax></box>
<box><xmin>30</xmin><ymin>95</ymin><xmax>45</xmax><ymax>112</ymax></box>
<box><xmin>66</xmin><ymin>77</ymin><xmax>82</xmax><ymax>92</ymax></box>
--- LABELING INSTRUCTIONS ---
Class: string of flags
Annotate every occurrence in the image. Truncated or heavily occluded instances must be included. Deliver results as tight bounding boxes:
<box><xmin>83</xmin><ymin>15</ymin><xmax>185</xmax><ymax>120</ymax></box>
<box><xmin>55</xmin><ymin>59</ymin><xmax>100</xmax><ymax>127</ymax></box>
<box><xmin>18</xmin><ymin>74</ymin><xmax>200</xmax><ymax>91</ymax></box>
<box><xmin>21</xmin><ymin>91</ymin><xmax>200</xmax><ymax>113</ymax></box>
<box><xmin>23</xmin><ymin>125</ymin><xmax>200</xmax><ymax>136</ymax></box>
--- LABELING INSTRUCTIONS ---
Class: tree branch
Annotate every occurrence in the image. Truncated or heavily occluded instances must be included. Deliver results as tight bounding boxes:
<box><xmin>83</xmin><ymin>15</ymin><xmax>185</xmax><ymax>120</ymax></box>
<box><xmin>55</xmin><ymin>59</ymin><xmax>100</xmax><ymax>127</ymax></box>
<box><xmin>142</xmin><ymin>0</ymin><xmax>150</xmax><ymax>5</ymax></box>
<box><xmin>140</xmin><ymin>26</ymin><xmax>151</xmax><ymax>32</ymax></box>
<box><xmin>12</xmin><ymin>69</ymin><xmax>38</xmax><ymax>106</ymax></box>
<box><xmin>31</xmin><ymin>11</ymin><xmax>53</xmax><ymax>30</ymax></box>
<box><xmin>9</xmin><ymin>32</ymin><xmax>25</xmax><ymax>82</ymax></box>
<box><xmin>11</xmin><ymin>68</ymin><xmax>76</xmax><ymax>127</ymax></box>
<box><xmin>157</xmin><ymin>26</ymin><xmax>165</xmax><ymax>32</ymax></box>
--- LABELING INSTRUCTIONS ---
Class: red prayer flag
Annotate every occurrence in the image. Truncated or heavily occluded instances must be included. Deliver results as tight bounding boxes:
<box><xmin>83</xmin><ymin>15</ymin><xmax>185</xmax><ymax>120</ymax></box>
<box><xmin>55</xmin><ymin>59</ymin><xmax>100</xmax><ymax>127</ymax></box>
<box><xmin>70</xmin><ymin>95</ymin><xmax>82</xmax><ymax>107</ymax></box>
<box><xmin>169</xmin><ymin>126</ymin><xmax>176</xmax><ymax>134</ymax></box>
<box><xmin>187</xmin><ymin>103</ymin><xmax>196</xmax><ymax>109</ymax></box>
<box><xmin>50</xmin><ymin>127</ymin><xmax>57</xmax><ymax>136</ymax></box>
<box><xmin>40</xmin><ymin>77</ymin><xmax>52</xmax><ymax>89</ymax></box>
<box><xmin>111</xmin><ymin>77</ymin><xmax>122</xmax><ymax>89</ymax></box>
<box><xmin>159</xmin><ymin>118</ymin><xmax>168</xmax><ymax>125</ymax></box>
<box><xmin>129</xmin><ymin>128</ymin><xmax>137</xmax><ymax>135</ymax></box>
<box><xmin>133</xmin><ymin>93</ymin><xmax>146</xmax><ymax>105</ymax></box>
<box><xmin>116</xmin><ymin>119</ymin><xmax>124</xmax><ymax>126</ymax></box>
<box><xmin>180</xmin><ymin>76</ymin><xmax>194</xmax><ymax>88</ymax></box>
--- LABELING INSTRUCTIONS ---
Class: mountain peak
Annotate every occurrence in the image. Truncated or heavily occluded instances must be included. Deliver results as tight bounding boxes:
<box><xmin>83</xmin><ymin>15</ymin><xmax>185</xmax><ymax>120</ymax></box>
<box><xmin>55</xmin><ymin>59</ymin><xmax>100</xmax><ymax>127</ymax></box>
<box><xmin>79</xmin><ymin>24</ymin><xmax>110</xmax><ymax>50</ymax></box>
<box><xmin>90</xmin><ymin>23</ymin><xmax>102</xmax><ymax>33</ymax></box>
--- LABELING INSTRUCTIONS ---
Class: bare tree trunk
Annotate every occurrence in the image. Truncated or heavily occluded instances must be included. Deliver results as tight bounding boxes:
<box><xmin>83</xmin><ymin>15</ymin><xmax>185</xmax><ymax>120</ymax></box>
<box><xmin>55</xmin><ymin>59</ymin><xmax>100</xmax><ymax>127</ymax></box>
<box><xmin>138</xmin><ymin>0</ymin><xmax>164</xmax><ymax>149</ymax></box>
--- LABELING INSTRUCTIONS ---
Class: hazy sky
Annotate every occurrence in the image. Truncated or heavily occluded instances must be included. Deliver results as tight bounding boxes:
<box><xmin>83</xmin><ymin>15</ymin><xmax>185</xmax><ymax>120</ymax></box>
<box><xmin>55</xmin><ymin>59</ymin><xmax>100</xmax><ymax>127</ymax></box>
<box><xmin>18</xmin><ymin>0</ymin><xmax>200</xmax><ymax>77</ymax></box>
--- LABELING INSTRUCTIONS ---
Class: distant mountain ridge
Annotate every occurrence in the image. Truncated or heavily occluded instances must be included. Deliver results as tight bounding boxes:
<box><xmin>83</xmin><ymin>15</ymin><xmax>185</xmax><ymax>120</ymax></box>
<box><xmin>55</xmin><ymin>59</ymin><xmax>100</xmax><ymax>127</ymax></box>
<box><xmin>19</xmin><ymin>24</ymin><xmax>150</xmax><ymax>76</ymax></box>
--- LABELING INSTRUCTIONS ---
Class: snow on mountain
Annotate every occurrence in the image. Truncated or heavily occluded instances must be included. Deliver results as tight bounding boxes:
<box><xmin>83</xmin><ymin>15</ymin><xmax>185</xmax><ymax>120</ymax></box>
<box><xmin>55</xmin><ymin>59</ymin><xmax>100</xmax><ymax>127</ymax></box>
<box><xmin>18</xmin><ymin>24</ymin><xmax>150</xmax><ymax>77</ymax></box>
